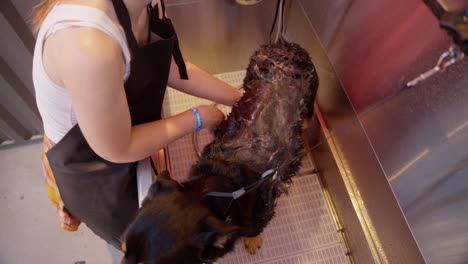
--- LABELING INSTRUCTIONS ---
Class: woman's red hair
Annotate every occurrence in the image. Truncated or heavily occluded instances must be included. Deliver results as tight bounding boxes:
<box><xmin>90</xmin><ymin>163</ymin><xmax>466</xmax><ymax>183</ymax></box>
<box><xmin>31</xmin><ymin>0</ymin><xmax>58</xmax><ymax>34</ymax></box>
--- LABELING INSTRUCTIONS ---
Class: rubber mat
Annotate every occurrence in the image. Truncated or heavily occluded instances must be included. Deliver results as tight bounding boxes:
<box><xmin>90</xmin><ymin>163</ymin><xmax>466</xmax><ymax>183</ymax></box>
<box><xmin>218</xmin><ymin>175</ymin><xmax>348</xmax><ymax>264</ymax></box>
<box><xmin>162</xmin><ymin>71</ymin><xmax>348</xmax><ymax>263</ymax></box>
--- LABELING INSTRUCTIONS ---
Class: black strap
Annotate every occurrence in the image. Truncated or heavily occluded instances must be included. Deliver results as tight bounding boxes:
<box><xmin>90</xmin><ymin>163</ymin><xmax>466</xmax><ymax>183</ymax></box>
<box><xmin>205</xmin><ymin>169</ymin><xmax>277</xmax><ymax>200</ymax></box>
<box><xmin>154</xmin><ymin>0</ymin><xmax>167</xmax><ymax>20</ymax></box>
<box><xmin>156</xmin><ymin>0</ymin><xmax>189</xmax><ymax>79</ymax></box>
<box><xmin>161</xmin><ymin>0</ymin><xmax>167</xmax><ymax>19</ymax></box>
<box><xmin>112</xmin><ymin>0</ymin><xmax>189</xmax><ymax>80</ymax></box>
<box><xmin>205</xmin><ymin>169</ymin><xmax>277</xmax><ymax>220</ymax></box>
<box><xmin>111</xmin><ymin>0</ymin><xmax>139</xmax><ymax>52</ymax></box>
<box><xmin>172</xmin><ymin>36</ymin><xmax>189</xmax><ymax>79</ymax></box>
<box><xmin>145</xmin><ymin>5</ymin><xmax>152</xmax><ymax>44</ymax></box>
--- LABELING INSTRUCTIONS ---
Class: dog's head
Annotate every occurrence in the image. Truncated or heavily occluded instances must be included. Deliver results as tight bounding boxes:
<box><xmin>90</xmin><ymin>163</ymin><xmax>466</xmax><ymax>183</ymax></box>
<box><xmin>121</xmin><ymin>171</ymin><xmax>243</xmax><ymax>264</ymax></box>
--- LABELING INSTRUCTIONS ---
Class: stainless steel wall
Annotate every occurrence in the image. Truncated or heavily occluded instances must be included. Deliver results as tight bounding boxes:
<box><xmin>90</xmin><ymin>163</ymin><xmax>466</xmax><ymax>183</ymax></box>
<box><xmin>166</xmin><ymin>0</ymin><xmax>273</xmax><ymax>74</ymax></box>
<box><xmin>300</xmin><ymin>0</ymin><xmax>468</xmax><ymax>263</ymax></box>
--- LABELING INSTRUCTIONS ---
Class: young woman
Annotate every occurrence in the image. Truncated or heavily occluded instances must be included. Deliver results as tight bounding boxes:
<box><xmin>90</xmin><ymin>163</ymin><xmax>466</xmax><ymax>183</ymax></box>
<box><xmin>32</xmin><ymin>0</ymin><xmax>242</xmax><ymax>248</ymax></box>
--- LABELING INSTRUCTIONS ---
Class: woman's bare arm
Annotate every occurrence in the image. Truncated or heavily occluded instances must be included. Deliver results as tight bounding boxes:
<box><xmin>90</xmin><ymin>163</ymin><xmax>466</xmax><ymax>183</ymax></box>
<box><xmin>50</xmin><ymin>27</ymin><xmax>222</xmax><ymax>163</ymax></box>
<box><xmin>167</xmin><ymin>59</ymin><xmax>243</xmax><ymax>106</ymax></box>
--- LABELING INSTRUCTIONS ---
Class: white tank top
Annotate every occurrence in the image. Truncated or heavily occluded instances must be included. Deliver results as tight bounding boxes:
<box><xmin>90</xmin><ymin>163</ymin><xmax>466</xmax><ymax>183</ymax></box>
<box><xmin>34</xmin><ymin>3</ymin><xmax>157</xmax><ymax>207</ymax></box>
<box><xmin>33</xmin><ymin>4</ymin><xmax>131</xmax><ymax>143</ymax></box>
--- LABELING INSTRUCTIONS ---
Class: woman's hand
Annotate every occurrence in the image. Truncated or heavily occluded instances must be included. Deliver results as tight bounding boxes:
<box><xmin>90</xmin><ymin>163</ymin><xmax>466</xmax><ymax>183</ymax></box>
<box><xmin>168</xmin><ymin>60</ymin><xmax>243</xmax><ymax>107</ymax></box>
<box><xmin>197</xmin><ymin>105</ymin><xmax>225</xmax><ymax>129</ymax></box>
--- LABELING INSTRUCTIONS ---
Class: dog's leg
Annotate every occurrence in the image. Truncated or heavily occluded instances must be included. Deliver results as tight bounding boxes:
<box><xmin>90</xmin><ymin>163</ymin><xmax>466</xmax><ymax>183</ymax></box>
<box><xmin>243</xmin><ymin>233</ymin><xmax>263</xmax><ymax>254</ymax></box>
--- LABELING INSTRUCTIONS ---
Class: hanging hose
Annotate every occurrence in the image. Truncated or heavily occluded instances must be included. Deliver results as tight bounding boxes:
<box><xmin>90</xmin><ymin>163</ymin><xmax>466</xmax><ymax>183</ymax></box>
<box><xmin>269</xmin><ymin>0</ymin><xmax>286</xmax><ymax>44</ymax></box>
<box><xmin>192</xmin><ymin>128</ymin><xmax>203</xmax><ymax>158</ymax></box>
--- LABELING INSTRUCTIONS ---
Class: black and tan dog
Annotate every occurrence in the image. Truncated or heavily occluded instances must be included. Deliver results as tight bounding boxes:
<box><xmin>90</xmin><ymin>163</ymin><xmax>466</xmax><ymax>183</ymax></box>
<box><xmin>121</xmin><ymin>42</ymin><xmax>318</xmax><ymax>264</ymax></box>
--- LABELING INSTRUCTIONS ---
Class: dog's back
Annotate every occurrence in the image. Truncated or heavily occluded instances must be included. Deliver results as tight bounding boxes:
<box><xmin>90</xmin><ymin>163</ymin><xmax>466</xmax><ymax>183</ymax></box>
<box><xmin>194</xmin><ymin>42</ymin><xmax>318</xmax><ymax>237</ymax></box>
<box><xmin>205</xmin><ymin>42</ymin><xmax>318</xmax><ymax>184</ymax></box>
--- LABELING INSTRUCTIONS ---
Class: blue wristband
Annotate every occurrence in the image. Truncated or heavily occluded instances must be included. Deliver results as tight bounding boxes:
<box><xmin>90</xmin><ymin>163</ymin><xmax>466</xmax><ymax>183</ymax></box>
<box><xmin>191</xmin><ymin>108</ymin><xmax>203</xmax><ymax>132</ymax></box>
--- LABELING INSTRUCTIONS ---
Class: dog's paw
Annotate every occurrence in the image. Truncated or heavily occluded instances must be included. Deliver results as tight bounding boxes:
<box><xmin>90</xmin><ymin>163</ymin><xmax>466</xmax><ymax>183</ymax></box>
<box><xmin>243</xmin><ymin>234</ymin><xmax>263</xmax><ymax>254</ymax></box>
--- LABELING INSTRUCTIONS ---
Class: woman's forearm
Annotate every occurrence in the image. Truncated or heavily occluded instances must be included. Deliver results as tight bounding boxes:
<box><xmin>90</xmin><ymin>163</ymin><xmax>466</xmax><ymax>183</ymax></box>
<box><xmin>107</xmin><ymin>61</ymin><xmax>241</xmax><ymax>163</ymax></box>
<box><xmin>108</xmin><ymin>105</ymin><xmax>224</xmax><ymax>163</ymax></box>
<box><xmin>168</xmin><ymin>60</ymin><xmax>243</xmax><ymax>106</ymax></box>
<box><xmin>107</xmin><ymin>110</ymin><xmax>196</xmax><ymax>163</ymax></box>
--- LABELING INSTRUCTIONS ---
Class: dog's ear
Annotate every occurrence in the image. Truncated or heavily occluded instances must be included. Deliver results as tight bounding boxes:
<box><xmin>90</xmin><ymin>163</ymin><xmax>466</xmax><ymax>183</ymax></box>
<box><xmin>195</xmin><ymin>215</ymin><xmax>242</xmax><ymax>260</ymax></box>
<box><xmin>143</xmin><ymin>170</ymin><xmax>179</xmax><ymax>205</ymax></box>
<box><xmin>120</xmin><ymin>243</ymin><xmax>139</xmax><ymax>264</ymax></box>
<box><xmin>158</xmin><ymin>170</ymin><xmax>172</xmax><ymax>180</ymax></box>
<box><xmin>120</xmin><ymin>255</ymin><xmax>137</xmax><ymax>264</ymax></box>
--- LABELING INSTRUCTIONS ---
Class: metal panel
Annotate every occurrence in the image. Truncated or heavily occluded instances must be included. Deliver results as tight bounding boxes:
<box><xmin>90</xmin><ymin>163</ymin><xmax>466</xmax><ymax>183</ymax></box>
<box><xmin>0</xmin><ymin>58</ymin><xmax>42</xmax><ymax>130</ymax></box>
<box><xmin>0</xmin><ymin>0</ymin><xmax>43</xmax><ymax>146</ymax></box>
<box><xmin>298</xmin><ymin>0</ymin><xmax>352</xmax><ymax>50</ymax></box>
<box><xmin>0</xmin><ymin>104</ymin><xmax>27</xmax><ymax>143</ymax></box>
<box><xmin>300</xmin><ymin>0</ymin><xmax>468</xmax><ymax>263</ymax></box>
<box><xmin>362</xmin><ymin>58</ymin><xmax>468</xmax><ymax>264</ymax></box>
<box><xmin>167</xmin><ymin>0</ymin><xmax>274</xmax><ymax>74</ymax></box>
<box><xmin>296</xmin><ymin>0</ymin><xmax>427</xmax><ymax>262</ymax></box>
<box><xmin>1</xmin><ymin>0</ymin><xmax>35</xmax><ymax>54</ymax></box>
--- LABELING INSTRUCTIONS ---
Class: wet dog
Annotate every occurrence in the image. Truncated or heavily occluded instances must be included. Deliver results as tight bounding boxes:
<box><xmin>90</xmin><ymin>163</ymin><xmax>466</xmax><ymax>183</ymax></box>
<box><xmin>121</xmin><ymin>42</ymin><xmax>318</xmax><ymax>264</ymax></box>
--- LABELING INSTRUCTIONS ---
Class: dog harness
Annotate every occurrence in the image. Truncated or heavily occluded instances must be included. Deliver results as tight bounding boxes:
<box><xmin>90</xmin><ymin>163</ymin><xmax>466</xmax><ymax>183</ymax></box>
<box><xmin>205</xmin><ymin>169</ymin><xmax>278</xmax><ymax>220</ymax></box>
<box><xmin>205</xmin><ymin>169</ymin><xmax>278</xmax><ymax>199</ymax></box>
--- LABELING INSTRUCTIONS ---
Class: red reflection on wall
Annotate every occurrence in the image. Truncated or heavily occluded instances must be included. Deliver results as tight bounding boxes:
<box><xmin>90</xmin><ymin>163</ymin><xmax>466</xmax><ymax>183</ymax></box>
<box><xmin>328</xmin><ymin>0</ymin><xmax>450</xmax><ymax>112</ymax></box>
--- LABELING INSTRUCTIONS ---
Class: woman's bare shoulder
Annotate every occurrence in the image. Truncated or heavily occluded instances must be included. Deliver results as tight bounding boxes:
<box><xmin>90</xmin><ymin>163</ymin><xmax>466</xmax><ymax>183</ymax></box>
<box><xmin>41</xmin><ymin>0</ymin><xmax>123</xmax><ymax>86</ymax></box>
<box><xmin>46</xmin><ymin>26</ymin><xmax>124</xmax><ymax>81</ymax></box>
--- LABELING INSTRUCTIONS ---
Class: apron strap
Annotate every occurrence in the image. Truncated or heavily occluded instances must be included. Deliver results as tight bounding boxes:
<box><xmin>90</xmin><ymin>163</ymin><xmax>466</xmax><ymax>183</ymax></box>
<box><xmin>172</xmin><ymin>36</ymin><xmax>189</xmax><ymax>79</ymax></box>
<box><xmin>152</xmin><ymin>0</ymin><xmax>167</xmax><ymax>20</ymax></box>
<box><xmin>112</xmin><ymin>0</ymin><xmax>188</xmax><ymax>80</ymax></box>
<box><xmin>111</xmin><ymin>0</ymin><xmax>139</xmax><ymax>53</ymax></box>
<box><xmin>153</xmin><ymin>0</ymin><xmax>189</xmax><ymax>79</ymax></box>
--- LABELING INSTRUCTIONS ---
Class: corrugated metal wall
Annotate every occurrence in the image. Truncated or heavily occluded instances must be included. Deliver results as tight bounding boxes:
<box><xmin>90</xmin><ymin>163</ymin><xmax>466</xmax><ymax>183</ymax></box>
<box><xmin>0</xmin><ymin>0</ymin><xmax>43</xmax><ymax>147</ymax></box>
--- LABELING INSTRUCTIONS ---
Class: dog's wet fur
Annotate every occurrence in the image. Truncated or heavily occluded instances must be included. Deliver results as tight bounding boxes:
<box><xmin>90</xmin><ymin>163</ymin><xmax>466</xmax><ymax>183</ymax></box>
<box><xmin>121</xmin><ymin>42</ymin><xmax>318</xmax><ymax>264</ymax></box>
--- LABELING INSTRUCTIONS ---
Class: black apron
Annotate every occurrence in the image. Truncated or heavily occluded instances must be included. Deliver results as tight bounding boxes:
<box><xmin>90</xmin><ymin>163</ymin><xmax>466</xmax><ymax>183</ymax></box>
<box><xmin>46</xmin><ymin>0</ymin><xmax>188</xmax><ymax>248</ymax></box>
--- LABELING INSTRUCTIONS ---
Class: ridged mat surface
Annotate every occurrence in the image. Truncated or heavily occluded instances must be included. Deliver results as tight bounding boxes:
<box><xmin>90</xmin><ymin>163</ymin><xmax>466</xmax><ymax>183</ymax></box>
<box><xmin>162</xmin><ymin>70</ymin><xmax>348</xmax><ymax>263</ymax></box>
